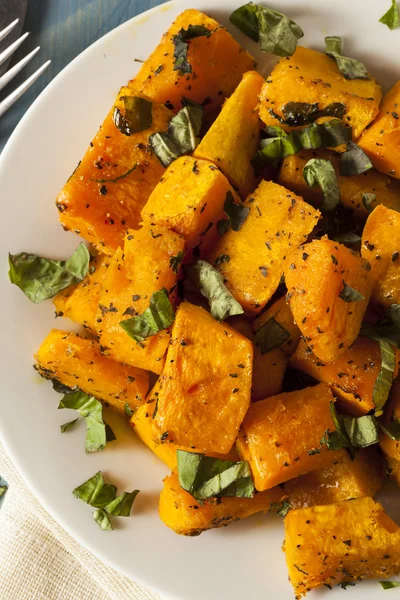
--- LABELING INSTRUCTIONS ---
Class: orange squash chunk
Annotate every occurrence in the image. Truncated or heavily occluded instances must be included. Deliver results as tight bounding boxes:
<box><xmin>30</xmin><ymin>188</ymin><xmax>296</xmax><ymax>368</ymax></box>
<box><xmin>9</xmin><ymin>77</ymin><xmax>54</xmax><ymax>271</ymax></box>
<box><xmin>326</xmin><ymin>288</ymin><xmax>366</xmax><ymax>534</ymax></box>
<box><xmin>159</xmin><ymin>470</ymin><xmax>285</xmax><ymax>536</ymax></box>
<box><xmin>237</xmin><ymin>383</ymin><xmax>342</xmax><ymax>491</ymax></box>
<box><xmin>208</xmin><ymin>181</ymin><xmax>320</xmax><ymax>316</ymax></box>
<box><xmin>131</xmin><ymin>9</ymin><xmax>255</xmax><ymax>119</ymax></box>
<box><xmin>283</xmin><ymin>447</ymin><xmax>384</xmax><ymax>509</ymax></box>
<box><xmin>291</xmin><ymin>337</ymin><xmax>400</xmax><ymax>417</ymax></box>
<box><xmin>359</xmin><ymin>81</ymin><xmax>400</xmax><ymax>178</ymax></box>
<box><xmin>151</xmin><ymin>302</ymin><xmax>253</xmax><ymax>454</ymax></box>
<box><xmin>141</xmin><ymin>156</ymin><xmax>238</xmax><ymax>257</ymax></box>
<box><xmin>278</xmin><ymin>149</ymin><xmax>400</xmax><ymax>217</ymax></box>
<box><xmin>53</xmin><ymin>254</ymin><xmax>111</xmax><ymax>333</ymax></box>
<box><xmin>96</xmin><ymin>225</ymin><xmax>184</xmax><ymax>374</ymax></box>
<box><xmin>362</xmin><ymin>204</ymin><xmax>400</xmax><ymax>307</ymax></box>
<box><xmin>259</xmin><ymin>46</ymin><xmax>382</xmax><ymax>139</ymax></box>
<box><xmin>380</xmin><ymin>378</ymin><xmax>400</xmax><ymax>486</ymax></box>
<box><xmin>34</xmin><ymin>329</ymin><xmax>149</xmax><ymax>414</ymax></box>
<box><xmin>253</xmin><ymin>296</ymin><xmax>301</xmax><ymax>357</ymax></box>
<box><xmin>193</xmin><ymin>70</ymin><xmax>263</xmax><ymax>197</ymax></box>
<box><xmin>285</xmin><ymin>237</ymin><xmax>374</xmax><ymax>363</ymax></box>
<box><xmin>285</xmin><ymin>497</ymin><xmax>400</xmax><ymax>598</ymax></box>
<box><xmin>57</xmin><ymin>87</ymin><xmax>172</xmax><ymax>254</ymax></box>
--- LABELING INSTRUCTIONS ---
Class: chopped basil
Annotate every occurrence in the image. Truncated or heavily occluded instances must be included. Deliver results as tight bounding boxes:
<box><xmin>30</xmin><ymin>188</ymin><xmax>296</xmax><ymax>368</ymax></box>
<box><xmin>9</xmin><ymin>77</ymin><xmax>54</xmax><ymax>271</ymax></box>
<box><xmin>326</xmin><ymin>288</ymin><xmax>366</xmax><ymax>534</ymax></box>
<box><xmin>172</xmin><ymin>25</ymin><xmax>211</xmax><ymax>74</ymax></box>
<box><xmin>325</xmin><ymin>36</ymin><xmax>370</xmax><ymax>80</ymax></box>
<box><xmin>113</xmin><ymin>96</ymin><xmax>152</xmax><ymax>136</ymax></box>
<box><xmin>170</xmin><ymin>251</ymin><xmax>185</xmax><ymax>274</ymax></box>
<box><xmin>185</xmin><ymin>260</ymin><xmax>243</xmax><ymax>321</ymax></box>
<box><xmin>271</xmin><ymin>501</ymin><xmax>291</xmax><ymax>517</ymax></box>
<box><xmin>343</xmin><ymin>414</ymin><xmax>379</xmax><ymax>447</ymax></box>
<box><xmin>361</xmin><ymin>304</ymin><xmax>400</xmax><ymax>349</ymax></box>
<box><xmin>223</xmin><ymin>191</ymin><xmax>250</xmax><ymax>232</ymax></box>
<box><xmin>124</xmin><ymin>403</ymin><xmax>135</xmax><ymax>418</ymax></box>
<box><xmin>340</xmin><ymin>142</ymin><xmax>373</xmax><ymax>176</ymax></box>
<box><xmin>58</xmin><ymin>391</ymin><xmax>112</xmax><ymax>453</ymax></box>
<box><xmin>52</xmin><ymin>379</ymin><xmax>77</xmax><ymax>395</ymax></box>
<box><xmin>380</xmin><ymin>581</ymin><xmax>400</xmax><ymax>590</ymax></box>
<box><xmin>379</xmin><ymin>0</ymin><xmax>400</xmax><ymax>30</ymax></box>
<box><xmin>149</xmin><ymin>98</ymin><xmax>203</xmax><ymax>167</ymax></box>
<box><xmin>104</xmin><ymin>490</ymin><xmax>139</xmax><ymax>516</ymax></box>
<box><xmin>270</xmin><ymin>102</ymin><xmax>346</xmax><ymax>127</ymax></box>
<box><xmin>120</xmin><ymin>289</ymin><xmax>174</xmax><ymax>343</ymax></box>
<box><xmin>0</xmin><ymin>476</ymin><xmax>9</xmax><ymax>510</ymax></box>
<box><xmin>303</xmin><ymin>158</ymin><xmax>340</xmax><ymax>213</ymax></box>
<box><xmin>328</xmin><ymin>402</ymin><xmax>352</xmax><ymax>450</ymax></box>
<box><xmin>372</xmin><ymin>340</ymin><xmax>396</xmax><ymax>416</ymax></box>
<box><xmin>255</xmin><ymin>317</ymin><xmax>290</xmax><ymax>354</ymax></box>
<box><xmin>339</xmin><ymin>281</ymin><xmax>365</xmax><ymax>303</ymax></box>
<box><xmin>89</xmin><ymin>164</ymin><xmax>137</xmax><ymax>184</ymax></box>
<box><xmin>379</xmin><ymin>418</ymin><xmax>400</xmax><ymax>441</ymax></box>
<box><xmin>217</xmin><ymin>219</ymin><xmax>230</xmax><ymax>236</ymax></box>
<box><xmin>93</xmin><ymin>508</ymin><xmax>113</xmax><ymax>530</ymax></box>
<box><xmin>230</xmin><ymin>3</ymin><xmax>303</xmax><ymax>57</ymax></box>
<box><xmin>332</xmin><ymin>232</ymin><xmax>361</xmax><ymax>244</ymax></box>
<box><xmin>8</xmin><ymin>243</ymin><xmax>90</xmax><ymax>303</ymax></box>
<box><xmin>362</xmin><ymin>193</ymin><xmax>376</xmax><ymax>213</ymax></box>
<box><xmin>60</xmin><ymin>419</ymin><xmax>79</xmax><ymax>433</ymax></box>
<box><xmin>73</xmin><ymin>471</ymin><xmax>117</xmax><ymax>508</ymax></box>
<box><xmin>177</xmin><ymin>450</ymin><xmax>254</xmax><ymax>501</ymax></box>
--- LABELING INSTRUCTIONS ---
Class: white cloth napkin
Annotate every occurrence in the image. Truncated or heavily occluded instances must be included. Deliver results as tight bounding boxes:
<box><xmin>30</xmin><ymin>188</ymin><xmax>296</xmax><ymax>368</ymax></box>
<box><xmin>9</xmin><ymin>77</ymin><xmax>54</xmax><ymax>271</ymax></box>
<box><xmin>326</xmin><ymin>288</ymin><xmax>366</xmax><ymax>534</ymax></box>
<box><xmin>0</xmin><ymin>442</ymin><xmax>164</xmax><ymax>600</ymax></box>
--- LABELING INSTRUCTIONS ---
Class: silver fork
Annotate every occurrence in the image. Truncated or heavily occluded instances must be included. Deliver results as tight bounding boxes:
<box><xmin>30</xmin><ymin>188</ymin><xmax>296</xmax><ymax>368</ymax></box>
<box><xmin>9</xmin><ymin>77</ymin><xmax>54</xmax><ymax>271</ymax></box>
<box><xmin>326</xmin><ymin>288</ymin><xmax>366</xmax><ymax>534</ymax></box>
<box><xmin>0</xmin><ymin>19</ymin><xmax>51</xmax><ymax>118</ymax></box>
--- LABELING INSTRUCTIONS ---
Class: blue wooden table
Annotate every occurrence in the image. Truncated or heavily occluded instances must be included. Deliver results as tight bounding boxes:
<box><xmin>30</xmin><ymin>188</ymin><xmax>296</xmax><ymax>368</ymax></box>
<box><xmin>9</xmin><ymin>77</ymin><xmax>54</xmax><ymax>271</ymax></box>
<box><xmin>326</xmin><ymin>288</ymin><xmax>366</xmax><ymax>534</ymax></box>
<box><xmin>0</xmin><ymin>0</ymin><xmax>167</xmax><ymax>152</ymax></box>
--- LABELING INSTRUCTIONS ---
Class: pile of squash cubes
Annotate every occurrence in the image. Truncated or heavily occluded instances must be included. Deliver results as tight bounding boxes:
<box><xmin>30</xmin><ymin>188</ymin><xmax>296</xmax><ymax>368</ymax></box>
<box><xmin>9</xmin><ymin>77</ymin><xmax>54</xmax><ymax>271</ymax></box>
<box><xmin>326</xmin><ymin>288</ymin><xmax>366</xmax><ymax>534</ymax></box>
<box><xmin>34</xmin><ymin>8</ymin><xmax>400</xmax><ymax>597</ymax></box>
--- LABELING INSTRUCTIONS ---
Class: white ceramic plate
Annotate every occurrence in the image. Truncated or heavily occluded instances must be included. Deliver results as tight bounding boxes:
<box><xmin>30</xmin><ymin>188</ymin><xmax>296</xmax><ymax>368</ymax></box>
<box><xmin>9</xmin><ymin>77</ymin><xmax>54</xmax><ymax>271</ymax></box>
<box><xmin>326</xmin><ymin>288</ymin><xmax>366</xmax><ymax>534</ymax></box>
<box><xmin>1</xmin><ymin>1</ymin><xmax>399</xmax><ymax>598</ymax></box>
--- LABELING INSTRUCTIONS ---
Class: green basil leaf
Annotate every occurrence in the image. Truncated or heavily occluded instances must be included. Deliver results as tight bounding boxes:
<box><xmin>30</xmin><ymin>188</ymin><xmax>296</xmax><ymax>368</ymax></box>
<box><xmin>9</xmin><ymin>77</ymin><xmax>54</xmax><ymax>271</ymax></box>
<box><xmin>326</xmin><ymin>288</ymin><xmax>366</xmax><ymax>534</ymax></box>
<box><xmin>9</xmin><ymin>243</ymin><xmax>90</xmax><ymax>304</ymax></box>
<box><xmin>170</xmin><ymin>251</ymin><xmax>185</xmax><ymax>274</ymax></box>
<box><xmin>104</xmin><ymin>490</ymin><xmax>140</xmax><ymax>516</ymax></box>
<box><xmin>362</xmin><ymin>193</ymin><xmax>376</xmax><ymax>213</ymax></box>
<box><xmin>325</xmin><ymin>36</ymin><xmax>370</xmax><ymax>80</ymax></box>
<box><xmin>380</xmin><ymin>581</ymin><xmax>400</xmax><ymax>590</ymax></box>
<box><xmin>379</xmin><ymin>0</ymin><xmax>400</xmax><ymax>30</ymax></box>
<box><xmin>52</xmin><ymin>379</ymin><xmax>77</xmax><ymax>395</ymax></box>
<box><xmin>93</xmin><ymin>508</ymin><xmax>113</xmax><ymax>530</ymax></box>
<box><xmin>173</xmin><ymin>25</ymin><xmax>211</xmax><ymax>74</ymax></box>
<box><xmin>331</xmin><ymin>232</ymin><xmax>361</xmax><ymax>244</ymax></box>
<box><xmin>257</xmin><ymin>6</ymin><xmax>303</xmax><ymax>57</ymax></box>
<box><xmin>271</xmin><ymin>501</ymin><xmax>291</xmax><ymax>517</ymax></box>
<box><xmin>149</xmin><ymin>132</ymin><xmax>180</xmax><ymax>168</ymax></box>
<box><xmin>73</xmin><ymin>471</ymin><xmax>117</xmax><ymax>508</ymax></box>
<box><xmin>361</xmin><ymin>304</ymin><xmax>400</xmax><ymax>349</ymax></box>
<box><xmin>58</xmin><ymin>391</ymin><xmax>107</xmax><ymax>453</ymax></box>
<box><xmin>0</xmin><ymin>476</ymin><xmax>9</xmax><ymax>510</ymax></box>
<box><xmin>339</xmin><ymin>281</ymin><xmax>365</xmax><ymax>303</ymax></box>
<box><xmin>217</xmin><ymin>219</ymin><xmax>230</xmax><ymax>236</ymax></box>
<box><xmin>113</xmin><ymin>96</ymin><xmax>152</xmax><ymax>136</ymax></box>
<box><xmin>230</xmin><ymin>3</ymin><xmax>259</xmax><ymax>41</ymax></box>
<box><xmin>329</xmin><ymin>402</ymin><xmax>352</xmax><ymax>448</ymax></box>
<box><xmin>320</xmin><ymin>429</ymin><xmax>348</xmax><ymax>451</ymax></box>
<box><xmin>185</xmin><ymin>260</ymin><xmax>244</xmax><ymax>321</ymax></box>
<box><xmin>223</xmin><ymin>191</ymin><xmax>250</xmax><ymax>232</ymax></box>
<box><xmin>89</xmin><ymin>164</ymin><xmax>137</xmax><ymax>184</ymax></box>
<box><xmin>105</xmin><ymin>423</ymin><xmax>116</xmax><ymax>442</ymax></box>
<box><xmin>343</xmin><ymin>414</ymin><xmax>379</xmax><ymax>447</ymax></box>
<box><xmin>60</xmin><ymin>418</ymin><xmax>79</xmax><ymax>433</ymax></box>
<box><xmin>303</xmin><ymin>158</ymin><xmax>340</xmax><ymax>212</ymax></box>
<box><xmin>120</xmin><ymin>289</ymin><xmax>175</xmax><ymax>343</ymax></box>
<box><xmin>372</xmin><ymin>340</ymin><xmax>397</xmax><ymax>416</ymax></box>
<box><xmin>255</xmin><ymin>317</ymin><xmax>290</xmax><ymax>355</ymax></box>
<box><xmin>124</xmin><ymin>403</ymin><xmax>135</xmax><ymax>418</ymax></box>
<box><xmin>340</xmin><ymin>141</ymin><xmax>373</xmax><ymax>176</ymax></box>
<box><xmin>271</xmin><ymin>102</ymin><xmax>346</xmax><ymax>127</ymax></box>
<box><xmin>379</xmin><ymin>419</ymin><xmax>400</xmax><ymax>441</ymax></box>
<box><xmin>177</xmin><ymin>450</ymin><xmax>254</xmax><ymax>500</ymax></box>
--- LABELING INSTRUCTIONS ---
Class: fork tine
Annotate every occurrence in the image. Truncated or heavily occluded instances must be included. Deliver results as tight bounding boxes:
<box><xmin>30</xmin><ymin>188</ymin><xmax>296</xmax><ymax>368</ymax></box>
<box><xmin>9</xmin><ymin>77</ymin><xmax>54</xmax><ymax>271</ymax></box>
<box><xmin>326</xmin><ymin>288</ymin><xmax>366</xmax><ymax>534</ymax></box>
<box><xmin>0</xmin><ymin>60</ymin><xmax>51</xmax><ymax>119</ymax></box>
<box><xmin>0</xmin><ymin>19</ymin><xmax>19</xmax><ymax>43</ymax></box>
<box><xmin>0</xmin><ymin>31</ymin><xmax>30</xmax><ymax>67</ymax></box>
<box><xmin>0</xmin><ymin>47</ymin><xmax>41</xmax><ymax>93</ymax></box>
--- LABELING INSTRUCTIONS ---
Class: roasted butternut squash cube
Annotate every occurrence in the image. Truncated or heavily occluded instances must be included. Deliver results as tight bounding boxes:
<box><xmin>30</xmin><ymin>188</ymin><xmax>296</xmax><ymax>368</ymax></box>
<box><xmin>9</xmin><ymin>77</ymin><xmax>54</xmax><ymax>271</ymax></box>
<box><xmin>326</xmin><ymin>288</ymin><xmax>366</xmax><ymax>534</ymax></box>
<box><xmin>151</xmin><ymin>302</ymin><xmax>253</xmax><ymax>454</ymax></box>
<box><xmin>362</xmin><ymin>204</ymin><xmax>400</xmax><ymax>307</ymax></box>
<box><xmin>278</xmin><ymin>149</ymin><xmax>400</xmax><ymax>217</ymax></box>
<box><xmin>159</xmin><ymin>470</ymin><xmax>286</xmax><ymax>536</ymax></box>
<box><xmin>285</xmin><ymin>237</ymin><xmax>374</xmax><ymax>363</ymax></box>
<box><xmin>34</xmin><ymin>329</ymin><xmax>149</xmax><ymax>414</ymax></box>
<box><xmin>207</xmin><ymin>181</ymin><xmax>320</xmax><ymax>316</ymax></box>
<box><xmin>131</xmin><ymin>9</ymin><xmax>255</xmax><ymax>119</ymax></box>
<box><xmin>359</xmin><ymin>81</ymin><xmax>400</xmax><ymax>178</ymax></box>
<box><xmin>285</xmin><ymin>497</ymin><xmax>400</xmax><ymax>598</ymax></box>
<box><xmin>53</xmin><ymin>254</ymin><xmax>111</xmax><ymax>333</ymax></box>
<box><xmin>291</xmin><ymin>337</ymin><xmax>400</xmax><ymax>417</ymax></box>
<box><xmin>237</xmin><ymin>383</ymin><xmax>342</xmax><ymax>491</ymax></box>
<box><xmin>283</xmin><ymin>447</ymin><xmax>384</xmax><ymax>509</ymax></box>
<box><xmin>141</xmin><ymin>156</ymin><xmax>239</xmax><ymax>257</ymax></box>
<box><xmin>96</xmin><ymin>226</ymin><xmax>184</xmax><ymax>374</ymax></box>
<box><xmin>193</xmin><ymin>70</ymin><xmax>263</xmax><ymax>197</ymax></box>
<box><xmin>57</xmin><ymin>88</ymin><xmax>172</xmax><ymax>254</ymax></box>
<box><xmin>380</xmin><ymin>378</ymin><xmax>400</xmax><ymax>486</ymax></box>
<box><xmin>259</xmin><ymin>46</ymin><xmax>382</xmax><ymax>139</ymax></box>
<box><xmin>253</xmin><ymin>297</ymin><xmax>301</xmax><ymax>357</ymax></box>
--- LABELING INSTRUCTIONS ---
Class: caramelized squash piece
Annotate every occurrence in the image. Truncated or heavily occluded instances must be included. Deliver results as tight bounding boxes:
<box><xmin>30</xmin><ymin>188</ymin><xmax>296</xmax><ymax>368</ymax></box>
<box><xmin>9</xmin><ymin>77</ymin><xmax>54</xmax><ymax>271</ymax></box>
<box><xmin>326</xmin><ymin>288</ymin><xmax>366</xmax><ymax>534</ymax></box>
<box><xmin>278</xmin><ymin>149</ymin><xmax>400</xmax><ymax>217</ymax></box>
<box><xmin>282</xmin><ymin>447</ymin><xmax>384</xmax><ymax>509</ymax></box>
<box><xmin>285</xmin><ymin>497</ymin><xmax>400</xmax><ymax>598</ymax></box>
<box><xmin>131</xmin><ymin>9</ymin><xmax>255</xmax><ymax>119</ymax></box>
<box><xmin>193</xmin><ymin>70</ymin><xmax>263</xmax><ymax>197</ymax></box>
<box><xmin>237</xmin><ymin>383</ymin><xmax>343</xmax><ymax>491</ymax></box>
<box><xmin>380</xmin><ymin>378</ymin><xmax>400</xmax><ymax>485</ymax></box>
<box><xmin>141</xmin><ymin>156</ymin><xmax>238</xmax><ymax>257</ymax></box>
<box><xmin>57</xmin><ymin>88</ymin><xmax>172</xmax><ymax>254</ymax></box>
<box><xmin>34</xmin><ymin>329</ymin><xmax>149</xmax><ymax>414</ymax></box>
<box><xmin>259</xmin><ymin>46</ymin><xmax>382</xmax><ymax>139</ymax></box>
<box><xmin>53</xmin><ymin>254</ymin><xmax>111</xmax><ymax>333</ymax></box>
<box><xmin>159</xmin><ymin>470</ymin><xmax>285</xmax><ymax>536</ymax></box>
<box><xmin>291</xmin><ymin>337</ymin><xmax>400</xmax><ymax>417</ymax></box>
<box><xmin>253</xmin><ymin>296</ymin><xmax>301</xmax><ymax>357</ymax></box>
<box><xmin>285</xmin><ymin>237</ymin><xmax>374</xmax><ymax>363</ymax></box>
<box><xmin>359</xmin><ymin>81</ymin><xmax>400</xmax><ymax>178</ymax></box>
<box><xmin>96</xmin><ymin>226</ymin><xmax>184</xmax><ymax>374</ymax></box>
<box><xmin>361</xmin><ymin>204</ymin><xmax>400</xmax><ymax>307</ymax></box>
<box><xmin>151</xmin><ymin>302</ymin><xmax>253</xmax><ymax>454</ymax></box>
<box><xmin>208</xmin><ymin>180</ymin><xmax>320</xmax><ymax>316</ymax></box>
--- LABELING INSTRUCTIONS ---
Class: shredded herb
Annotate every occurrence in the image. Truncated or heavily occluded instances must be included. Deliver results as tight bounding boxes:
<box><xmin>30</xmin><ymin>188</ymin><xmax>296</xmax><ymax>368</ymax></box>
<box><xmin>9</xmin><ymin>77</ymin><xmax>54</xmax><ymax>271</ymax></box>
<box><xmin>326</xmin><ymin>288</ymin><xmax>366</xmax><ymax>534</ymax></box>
<box><xmin>173</xmin><ymin>25</ymin><xmax>212</xmax><ymax>74</ymax></box>
<box><xmin>380</xmin><ymin>581</ymin><xmax>400</xmax><ymax>590</ymax></box>
<box><xmin>325</xmin><ymin>36</ymin><xmax>370</xmax><ymax>79</ymax></box>
<box><xmin>255</xmin><ymin>317</ymin><xmax>290</xmax><ymax>354</ymax></box>
<box><xmin>169</xmin><ymin>251</ymin><xmax>185</xmax><ymax>274</ymax></box>
<box><xmin>271</xmin><ymin>501</ymin><xmax>291</xmax><ymax>517</ymax></box>
<box><xmin>340</xmin><ymin>142</ymin><xmax>373</xmax><ymax>176</ymax></box>
<box><xmin>113</xmin><ymin>96</ymin><xmax>152</xmax><ymax>136</ymax></box>
<box><xmin>0</xmin><ymin>476</ymin><xmax>9</xmax><ymax>510</ymax></box>
<box><xmin>120</xmin><ymin>289</ymin><xmax>175</xmax><ymax>343</ymax></box>
<box><xmin>339</xmin><ymin>281</ymin><xmax>365</xmax><ymax>303</ymax></box>
<box><xmin>379</xmin><ymin>0</ymin><xmax>400</xmax><ymax>30</ymax></box>
<box><xmin>223</xmin><ymin>191</ymin><xmax>250</xmax><ymax>232</ymax></box>
<box><xmin>303</xmin><ymin>158</ymin><xmax>340</xmax><ymax>213</ymax></box>
<box><xmin>362</xmin><ymin>193</ymin><xmax>376</xmax><ymax>213</ymax></box>
<box><xmin>89</xmin><ymin>164</ymin><xmax>137</xmax><ymax>184</ymax></box>
<box><xmin>269</xmin><ymin>102</ymin><xmax>346</xmax><ymax>127</ymax></box>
